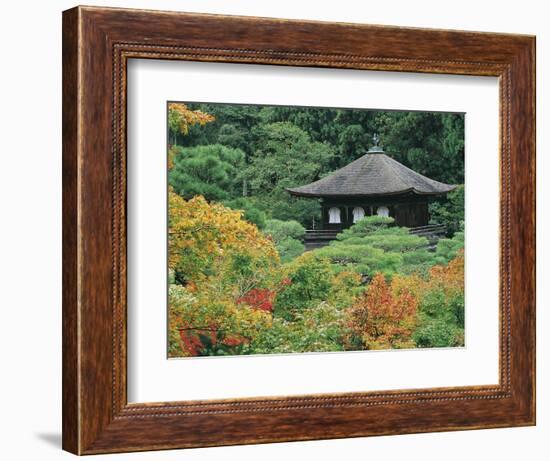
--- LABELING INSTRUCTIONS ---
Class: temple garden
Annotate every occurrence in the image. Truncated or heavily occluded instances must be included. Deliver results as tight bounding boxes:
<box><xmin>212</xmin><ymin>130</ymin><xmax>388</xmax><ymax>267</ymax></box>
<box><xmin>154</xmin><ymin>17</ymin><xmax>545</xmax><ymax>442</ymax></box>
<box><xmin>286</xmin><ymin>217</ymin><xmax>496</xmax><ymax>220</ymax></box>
<box><xmin>167</xmin><ymin>102</ymin><xmax>465</xmax><ymax>357</ymax></box>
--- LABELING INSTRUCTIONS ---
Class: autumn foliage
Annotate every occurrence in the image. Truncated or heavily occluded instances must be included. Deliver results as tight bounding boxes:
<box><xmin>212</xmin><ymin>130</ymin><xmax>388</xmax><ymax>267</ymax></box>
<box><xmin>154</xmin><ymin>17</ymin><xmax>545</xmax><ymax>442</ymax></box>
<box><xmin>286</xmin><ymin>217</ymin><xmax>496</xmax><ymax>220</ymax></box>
<box><xmin>168</xmin><ymin>195</ymin><xmax>465</xmax><ymax>356</ymax></box>
<box><xmin>168</xmin><ymin>103</ymin><xmax>215</xmax><ymax>168</ymax></box>
<box><xmin>344</xmin><ymin>273</ymin><xmax>418</xmax><ymax>350</ymax></box>
<box><xmin>168</xmin><ymin>191</ymin><xmax>278</xmax><ymax>280</ymax></box>
<box><xmin>237</xmin><ymin>288</ymin><xmax>276</xmax><ymax>313</ymax></box>
<box><xmin>168</xmin><ymin>102</ymin><xmax>215</xmax><ymax>136</ymax></box>
<box><xmin>341</xmin><ymin>251</ymin><xmax>464</xmax><ymax>351</ymax></box>
<box><xmin>167</xmin><ymin>194</ymin><xmax>465</xmax><ymax>356</ymax></box>
<box><xmin>168</xmin><ymin>192</ymin><xmax>279</xmax><ymax>357</ymax></box>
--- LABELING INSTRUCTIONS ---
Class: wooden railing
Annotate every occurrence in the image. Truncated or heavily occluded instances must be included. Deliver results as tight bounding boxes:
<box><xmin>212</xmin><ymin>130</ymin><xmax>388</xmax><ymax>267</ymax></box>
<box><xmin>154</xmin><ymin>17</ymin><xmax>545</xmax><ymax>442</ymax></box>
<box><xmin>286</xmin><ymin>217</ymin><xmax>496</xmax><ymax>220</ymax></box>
<box><xmin>303</xmin><ymin>229</ymin><xmax>340</xmax><ymax>250</ymax></box>
<box><xmin>408</xmin><ymin>224</ymin><xmax>447</xmax><ymax>238</ymax></box>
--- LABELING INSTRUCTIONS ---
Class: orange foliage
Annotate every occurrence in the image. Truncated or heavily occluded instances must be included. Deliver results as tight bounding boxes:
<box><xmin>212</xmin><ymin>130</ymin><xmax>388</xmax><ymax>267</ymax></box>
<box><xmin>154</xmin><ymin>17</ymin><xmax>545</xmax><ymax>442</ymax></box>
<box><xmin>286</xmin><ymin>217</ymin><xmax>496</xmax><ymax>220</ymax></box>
<box><xmin>392</xmin><ymin>249</ymin><xmax>464</xmax><ymax>300</ymax></box>
<box><xmin>177</xmin><ymin>326</ymin><xmax>249</xmax><ymax>356</ymax></box>
<box><xmin>346</xmin><ymin>250</ymin><xmax>464</xmax><ymax>349</ymax></box>
<box><xmin>428</xmin><ymin>250</ymin><xmax>464</xmax><ymax>294</ymax></box>
<box><xmin>344</xmin><ymin>273</ymin><xmax>418</xmax><ymax>350</ymax></box>
<box><xmin>168</xmin><ymin>285</ymin><xmax>272</xmax><ymax>357</ymax></box>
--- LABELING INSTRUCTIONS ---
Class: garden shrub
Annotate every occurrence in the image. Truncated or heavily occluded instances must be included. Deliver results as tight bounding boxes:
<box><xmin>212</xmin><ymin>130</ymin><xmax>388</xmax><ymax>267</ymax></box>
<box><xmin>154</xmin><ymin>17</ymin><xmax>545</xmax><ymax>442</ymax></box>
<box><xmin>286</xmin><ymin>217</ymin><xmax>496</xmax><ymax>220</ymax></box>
<box><xmin>274</xmin><ymin>253</ymin><xmax>333</xmax><ymax>320</ymax></box>
<box><xmin>223</xmin><ymin>197</ymin><xmax>267</xmax><ymax>229</ymax></box>
<box><xmin>263</xmin><ymin>219</ymin><xmax>306</xmax><ymax>242</ymax></box>
<box><xmin>433</xmin><ymin>230</ymin><xmax>464</xmax><ymax>264</ymax></box>
<box><xmin>263</xmin><ymin>219</ymin><xmax>306</xmax><ymax>262</ymax></box>
<box><xmin>249</xmin><ymin>302</ymin><xmax>345</xmax><ymax>354</ymax></box>
<box><xmin>413</xmin><ymin>291</ymin><xmax>464</xmax><ymax>348</ymax></box>
<box><xmin>314</xmin><ymin>216</ymin><xmax>432</xmax><ymax>277</ymax></box>
<box><xmin>276</xmin><ymin>237</ymin><xmax>306</xmax><ymax>263</ymax></box>
<box><xmin>406</xmin><ymin>251</ymin><xmax>465</xmax><ymax>348</ymax></box>
<box><xmin>336</xmin><ymin>215</ymin><xmax>395</xmax><ymax>239</ymax></box>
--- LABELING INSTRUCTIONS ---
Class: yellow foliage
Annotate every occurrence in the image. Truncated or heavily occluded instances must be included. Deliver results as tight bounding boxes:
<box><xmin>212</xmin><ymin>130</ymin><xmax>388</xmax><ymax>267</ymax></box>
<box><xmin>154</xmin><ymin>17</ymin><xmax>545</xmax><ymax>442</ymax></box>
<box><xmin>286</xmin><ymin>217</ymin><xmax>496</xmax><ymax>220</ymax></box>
<box><xmin>167</xmin><ymin>103</ymin><xmax>215</xmax><ymax>168</ymax></box>
<box><xmin>167</xmin><ymin>191</ymin><xmax>280</xmax><ymax>356</ymax></box>
<box><xmin>168</xmin><ymin>102</ymin><xmax>215</xmax><ymax>135</ymax></box>
<box><xmin>169</xmin><ymin>285</ymin><xmax>272</xmax><ymax>337</ymax></box>
<box><xmin>168</xmin><ymin>190</ymin><xmax>278</xmax><ymax>273</ymax></box>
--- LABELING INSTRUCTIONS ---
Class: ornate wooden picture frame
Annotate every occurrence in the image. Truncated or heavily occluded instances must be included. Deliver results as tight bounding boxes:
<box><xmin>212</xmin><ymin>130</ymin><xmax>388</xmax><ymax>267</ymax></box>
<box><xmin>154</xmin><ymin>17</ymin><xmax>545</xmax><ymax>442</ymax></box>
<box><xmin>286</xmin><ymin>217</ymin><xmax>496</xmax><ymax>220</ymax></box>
<box><xmin>62</xmin><ymin>5</ymin><xmax>535</xmax><ymax>455</ymax></box>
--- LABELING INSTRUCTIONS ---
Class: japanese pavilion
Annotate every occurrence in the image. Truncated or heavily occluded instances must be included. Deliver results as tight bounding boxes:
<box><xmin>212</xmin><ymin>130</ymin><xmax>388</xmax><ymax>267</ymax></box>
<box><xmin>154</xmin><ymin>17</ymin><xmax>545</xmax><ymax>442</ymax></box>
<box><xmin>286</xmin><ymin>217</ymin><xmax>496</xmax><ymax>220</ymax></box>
<box><xmin>287</xmin><ymin>138</ymin><xmax>455</xmax><ymax>232</ymax></box>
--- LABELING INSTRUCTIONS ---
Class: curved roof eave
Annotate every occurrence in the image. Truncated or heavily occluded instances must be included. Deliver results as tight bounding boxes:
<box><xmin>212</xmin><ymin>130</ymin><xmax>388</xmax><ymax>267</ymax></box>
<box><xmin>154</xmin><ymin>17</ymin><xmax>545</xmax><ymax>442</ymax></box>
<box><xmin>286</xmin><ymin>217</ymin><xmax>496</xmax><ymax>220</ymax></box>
<box><xmin>286</xmin><ymin>185</ymin><xmax>456</xmax><ymax>198</ymax></box>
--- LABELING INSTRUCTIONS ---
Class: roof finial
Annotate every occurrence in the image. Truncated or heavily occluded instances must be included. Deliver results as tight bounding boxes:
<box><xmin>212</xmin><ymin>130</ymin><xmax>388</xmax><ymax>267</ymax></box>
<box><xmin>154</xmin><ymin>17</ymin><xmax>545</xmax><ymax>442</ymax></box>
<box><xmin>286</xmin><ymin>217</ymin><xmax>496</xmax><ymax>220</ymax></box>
<box><xmin>368</xmin><ymin>133</ymin><xmax>384</xmax><ymax>153</ymax></box>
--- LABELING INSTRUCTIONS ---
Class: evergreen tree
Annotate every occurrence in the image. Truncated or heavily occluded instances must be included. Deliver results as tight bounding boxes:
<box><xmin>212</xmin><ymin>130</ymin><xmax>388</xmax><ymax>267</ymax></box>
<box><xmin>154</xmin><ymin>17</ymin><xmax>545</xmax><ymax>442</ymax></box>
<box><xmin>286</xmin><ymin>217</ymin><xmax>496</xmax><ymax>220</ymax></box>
<box><xmin>169</xmin><ymin>144</ymin><xmax>244</xmax><ymax>201</ymax></box>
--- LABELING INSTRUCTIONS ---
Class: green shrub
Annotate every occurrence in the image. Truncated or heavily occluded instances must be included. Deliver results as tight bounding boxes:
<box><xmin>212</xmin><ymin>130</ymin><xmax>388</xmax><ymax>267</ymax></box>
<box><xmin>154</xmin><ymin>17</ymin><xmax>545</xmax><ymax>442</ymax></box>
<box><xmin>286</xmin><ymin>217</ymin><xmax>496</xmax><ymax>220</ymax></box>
<box><xmin>223</xmin><ymin>197</ymin><xmax>267</xmax><ymax>229</ymax></box>
<box><xmin>249</xmin><ymin>302</ymin><xmax>344</xmax><ymax>354</ymax></box>
<box><xmin>413</xmin><ymin>287</ymin><xmax>464</xmax><ymax>348</ymax></box>
<box><xmin>336</xmin><ymin>215</ymin><xmax>395</xmax><ymax>239</ymax></box>
<box><xmin>413</xmin><ymin>317</ymin><xmax>463</xmax><ymax>348</ymax></box>
<box><xmin>263</xmin><ymin>219</ymin><xmax>306</xmax><ymax>242</ymax></box>
<box><xmin>356</xmin><ymin>231</ymin><xmax>429</xmax><ymax>253</ymax></box>
<box><xmin>276</xmin><ymin>237</ymin><xmax>305</xmax><ymax>263</ymax></box>
<box><xmin>263</xmin><ymin>219</ymin><xmax>306</xmax><ymax>262</ymax></box>
<box><xmin>314</xmin><ymin>216</ymin><xmax>433</xmax><ymax>277</ymax></box>
<box><xmin>274</xmin><ymin>253</ymin><xmax>333</xmax><ymax>320</ymax></box>
<box><xmin>400</xmin><ymin>249</ymin><xmax>438</xmax><ymax>275</ymax></box>
<box><xmin>433</xmin><ymin>230</ymin><xmax>464</xmax><ymax>265</ymax></box>
<box><xmin>267</xmin><ymin>196</ymin><xmax>322</xmax><ymax>229</ymax></box>
<box><xmin>316</xmin><ymin>243</ymin><xmax>404</xmax><ymax>276</ymax></box>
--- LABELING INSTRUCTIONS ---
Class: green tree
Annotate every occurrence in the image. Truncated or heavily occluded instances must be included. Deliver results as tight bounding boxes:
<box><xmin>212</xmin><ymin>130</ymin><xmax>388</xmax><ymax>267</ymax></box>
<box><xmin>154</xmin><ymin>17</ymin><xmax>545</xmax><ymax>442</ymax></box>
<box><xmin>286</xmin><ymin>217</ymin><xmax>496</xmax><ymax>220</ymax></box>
<box><xmin>178</xmin><ymin>103</ymin><xmax>464</xmax><ymax>188</ymax></box>
<box><xmin>242</xmin><ymin>122</ymin><xmax>334</xmax><ymax>225</ymax></box>
<box><xmin>429</xmin><ymin>185</ymin><xmax>465</xmax><ymax>236</ymax></box>
<box><xmin>245</xmin><ymin>122</ymin><xmax>333</xmax><ymax>192</ymax></box>
<box><xmin>248</xmin><ymin>302</ymin><xmax>345</xmax><ymax>354</ymax></box>
<box><xmin>336</xmin><ymin>124</ymin><xmax>370</xmax><ymax>167</ymax></box>
<box><xmin>274</xmin><ymin>253</ymin><xmax>333</xmax><ymax>320</ymax></box>
<box><xmin>263</xmin><ymin>219</ymin><xmax>305</xmax><ymax>242</ymax></box>
<box><xmin>169</xmin><ymin>144</ymin><xmax>245</xmax><ymax>201</ymax></box>
<box><xmin>181</xmin><ymin>104</ymin><xmax>262</xmax><ymax>161</ymax></box>
<box><xmin>256</xmin><ymin>105</ymin><xmax>378</xmax><ymax>168</ymax></box>
<box><xmin>168</xmin><ymin>102</ymin><xmax>214</xmax><ymax>147</ymax></box>
<box><xmin>411</xmin><ymin>253</ymin><xmax>465</xmax><ymax>348</ymax></box>
<box><xmin>379</xmin><ymin>112</ymin><xmax>464</xmax><ymax>184</ymax></box>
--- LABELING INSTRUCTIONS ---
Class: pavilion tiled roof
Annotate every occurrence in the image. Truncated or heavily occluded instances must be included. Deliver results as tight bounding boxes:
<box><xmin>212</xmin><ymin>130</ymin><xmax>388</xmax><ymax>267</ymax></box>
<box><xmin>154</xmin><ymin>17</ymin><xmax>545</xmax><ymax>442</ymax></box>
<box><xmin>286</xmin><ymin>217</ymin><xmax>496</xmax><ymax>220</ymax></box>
<box><xmin>287</xmin><ymin>151</ymin><xmax>455</xmax><ymax>198</ymax></box>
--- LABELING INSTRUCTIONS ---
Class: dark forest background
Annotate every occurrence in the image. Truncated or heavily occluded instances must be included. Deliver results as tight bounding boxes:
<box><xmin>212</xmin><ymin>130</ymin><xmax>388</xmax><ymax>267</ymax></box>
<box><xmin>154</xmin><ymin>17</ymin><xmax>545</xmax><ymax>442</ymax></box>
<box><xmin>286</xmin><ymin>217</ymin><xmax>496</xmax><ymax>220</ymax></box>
<box><xmin>169</xmin><ymin>103</ymin><xmax>465</xmax><ymax>230</ymax></box>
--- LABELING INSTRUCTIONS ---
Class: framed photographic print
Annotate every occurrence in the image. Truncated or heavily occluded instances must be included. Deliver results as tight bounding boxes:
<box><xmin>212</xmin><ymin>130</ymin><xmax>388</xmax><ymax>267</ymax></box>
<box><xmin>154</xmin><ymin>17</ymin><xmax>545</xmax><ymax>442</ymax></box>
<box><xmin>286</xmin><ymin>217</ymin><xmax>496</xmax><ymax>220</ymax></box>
<box><xmin>62</xmin><ymin>6</ymin><xmax>535</xmax><ymax>455</ymax></box>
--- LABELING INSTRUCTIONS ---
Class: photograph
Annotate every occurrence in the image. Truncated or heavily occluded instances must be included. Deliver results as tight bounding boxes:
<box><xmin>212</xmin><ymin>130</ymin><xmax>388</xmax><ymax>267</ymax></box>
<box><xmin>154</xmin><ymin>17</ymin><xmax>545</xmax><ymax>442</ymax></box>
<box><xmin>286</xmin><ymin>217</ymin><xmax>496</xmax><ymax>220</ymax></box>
<box><xmin>167</xmin><ymin>102</ymin><xmax>465</xmax><ymax>358</ymax></box>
